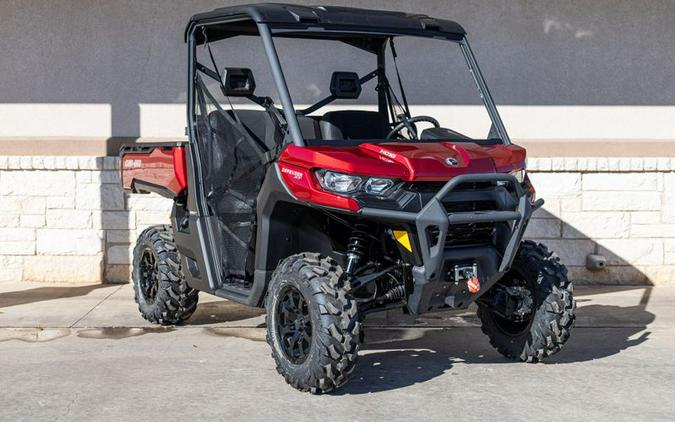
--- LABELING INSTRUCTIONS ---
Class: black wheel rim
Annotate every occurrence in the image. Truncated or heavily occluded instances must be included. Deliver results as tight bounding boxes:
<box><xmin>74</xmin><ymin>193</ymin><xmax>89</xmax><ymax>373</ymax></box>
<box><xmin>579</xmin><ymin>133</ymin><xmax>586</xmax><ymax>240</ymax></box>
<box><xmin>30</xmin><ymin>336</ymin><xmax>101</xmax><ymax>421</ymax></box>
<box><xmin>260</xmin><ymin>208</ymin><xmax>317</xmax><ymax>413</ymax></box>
<box><xmin>139</xmin><ymin>248</ymin><xmax>159</xmax><ymax>304</ymax></box>
<box><xmin>491</xmin><ymin>271</ymin><xmax>535</xmax><ymax>336</ymax></box>
<box><xmin>276</xmin><ymin>286</ymin><xmax>312</xmax><ymax>364</ymax></box>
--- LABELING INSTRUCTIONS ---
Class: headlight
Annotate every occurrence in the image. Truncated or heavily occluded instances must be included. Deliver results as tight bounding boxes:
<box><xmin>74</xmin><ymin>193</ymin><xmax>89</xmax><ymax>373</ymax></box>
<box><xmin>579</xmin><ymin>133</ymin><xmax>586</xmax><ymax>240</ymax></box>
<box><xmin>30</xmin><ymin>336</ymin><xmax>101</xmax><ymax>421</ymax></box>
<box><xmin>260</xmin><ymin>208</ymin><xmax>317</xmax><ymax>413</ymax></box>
<box><xmin>315</xmin><ymin>170</ymin><xmax>396</xmax><ymax>196</ymax></box>
<box><xmin>316</xmin><ymin>170</ymin><xmax>362</xmax><ymax>193</ymax></box>
<box><xmin>510</xmin><ymin>169</ymin><xmax>525</xmax><ymax>184</ymax></box>
<box><xmin>364</xmin><ymin>177</ymin><xmax>395</xmax><ymax>194</ymax></box>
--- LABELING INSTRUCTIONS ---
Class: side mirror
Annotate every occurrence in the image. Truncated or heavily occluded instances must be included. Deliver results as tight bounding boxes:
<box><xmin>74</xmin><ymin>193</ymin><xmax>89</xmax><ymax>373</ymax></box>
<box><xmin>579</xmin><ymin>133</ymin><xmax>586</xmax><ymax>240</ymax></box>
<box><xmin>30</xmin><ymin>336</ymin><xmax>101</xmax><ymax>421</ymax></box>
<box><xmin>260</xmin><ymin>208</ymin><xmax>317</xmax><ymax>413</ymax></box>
<box><xmin>223</xmin><ymin>68</ymin><xmax>256</xmax><ymax>97</ymax></box>
<box><xmin>330</xmin><ymin>72</ymin><xmax>361</xmax><ymax>99</ymax></box>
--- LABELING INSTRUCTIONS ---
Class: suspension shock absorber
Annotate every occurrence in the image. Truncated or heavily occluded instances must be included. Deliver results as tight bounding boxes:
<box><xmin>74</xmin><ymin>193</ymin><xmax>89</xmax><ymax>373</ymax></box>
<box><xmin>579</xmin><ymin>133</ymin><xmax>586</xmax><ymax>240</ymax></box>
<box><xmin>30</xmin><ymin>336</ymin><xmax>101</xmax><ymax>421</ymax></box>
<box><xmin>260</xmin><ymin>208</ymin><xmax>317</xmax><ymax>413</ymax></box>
<box><xmin>383</xmin><ymin>284</ymin><xmax>406</xmax><ymax>301</ymax></box>
<box><xmin>345</xmin><ymin>222</ymin><xmax>371</xmax><ymax>275</ymax></box>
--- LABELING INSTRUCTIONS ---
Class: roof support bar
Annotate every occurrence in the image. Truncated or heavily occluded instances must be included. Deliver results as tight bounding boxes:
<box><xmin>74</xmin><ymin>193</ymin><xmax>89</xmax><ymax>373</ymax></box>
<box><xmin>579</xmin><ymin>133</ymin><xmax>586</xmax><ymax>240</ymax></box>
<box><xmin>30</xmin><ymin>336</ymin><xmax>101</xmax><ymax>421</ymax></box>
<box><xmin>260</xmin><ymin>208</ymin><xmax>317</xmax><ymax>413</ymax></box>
<box><xmin>376</xmin><ymin>44</ymin><xmax>389</xmax><ymax>125</ymax></box>
<box><xmin>299</xmin><ymin>69</ymin><xmax>379</xmax><ymax>116</ymax></box>
<box><xmin>257</xmin><ymin>23</ymin><xmax>305</xmax><ymax>147</ymax></box>
<box><xmin>459</xmin><ymin>37</ymin><xmax>511</xmax><ymax>145</ymax></box>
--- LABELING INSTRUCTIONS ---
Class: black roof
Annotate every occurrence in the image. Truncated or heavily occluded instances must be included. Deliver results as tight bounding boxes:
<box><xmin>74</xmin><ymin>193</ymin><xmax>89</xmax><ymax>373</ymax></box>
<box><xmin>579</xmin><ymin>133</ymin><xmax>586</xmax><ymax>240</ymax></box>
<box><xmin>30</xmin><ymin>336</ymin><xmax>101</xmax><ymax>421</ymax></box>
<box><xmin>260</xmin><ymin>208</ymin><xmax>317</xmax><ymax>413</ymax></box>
<box><xmin>187</xmin><ymin>3</ymin><xmax>466</xmax><ymax>43</ymax></box>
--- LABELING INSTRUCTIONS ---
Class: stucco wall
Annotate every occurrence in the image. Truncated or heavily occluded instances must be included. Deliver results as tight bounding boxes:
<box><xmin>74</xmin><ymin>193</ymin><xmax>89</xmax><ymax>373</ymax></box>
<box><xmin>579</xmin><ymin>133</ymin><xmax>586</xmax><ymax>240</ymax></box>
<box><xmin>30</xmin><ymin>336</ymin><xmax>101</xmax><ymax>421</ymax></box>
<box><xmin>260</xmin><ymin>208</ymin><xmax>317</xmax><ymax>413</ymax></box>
<box><xmin>0</xmin><ymin>0</ymin><xmax>674</xmax><ymax>139</ymax></box>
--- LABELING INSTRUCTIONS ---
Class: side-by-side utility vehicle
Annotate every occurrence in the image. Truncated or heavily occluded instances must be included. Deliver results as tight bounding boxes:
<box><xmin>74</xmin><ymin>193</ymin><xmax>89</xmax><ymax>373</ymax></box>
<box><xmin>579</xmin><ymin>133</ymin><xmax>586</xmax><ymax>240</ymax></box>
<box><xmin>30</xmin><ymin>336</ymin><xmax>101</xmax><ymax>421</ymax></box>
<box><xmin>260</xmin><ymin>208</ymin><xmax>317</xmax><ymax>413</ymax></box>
<box><xmin>121</xmin><ymin>3</ymin><xmax>575</xmax><ymax>393</ymax></box>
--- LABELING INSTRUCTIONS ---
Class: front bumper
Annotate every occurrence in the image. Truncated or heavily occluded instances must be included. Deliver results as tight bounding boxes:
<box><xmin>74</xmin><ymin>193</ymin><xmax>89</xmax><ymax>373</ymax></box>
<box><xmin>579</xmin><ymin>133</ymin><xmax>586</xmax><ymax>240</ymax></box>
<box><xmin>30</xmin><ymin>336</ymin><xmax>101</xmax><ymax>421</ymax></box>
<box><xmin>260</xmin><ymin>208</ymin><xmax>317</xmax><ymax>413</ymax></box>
<box><xmin>360</xmin><ymin>173</ymin><xmax>543</xmax><ymax>314</ymax></box>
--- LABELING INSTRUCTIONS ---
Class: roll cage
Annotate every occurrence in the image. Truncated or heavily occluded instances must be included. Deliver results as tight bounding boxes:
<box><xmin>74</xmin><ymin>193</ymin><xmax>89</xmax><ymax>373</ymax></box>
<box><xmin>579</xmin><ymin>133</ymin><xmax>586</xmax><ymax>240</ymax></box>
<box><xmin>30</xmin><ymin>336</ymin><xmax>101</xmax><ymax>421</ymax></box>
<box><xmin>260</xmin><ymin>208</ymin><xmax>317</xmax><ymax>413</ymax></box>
<box><xmin>184</xmin><ymin>3</ymin><xmax>512</xmax><ymax>149</ymax></box>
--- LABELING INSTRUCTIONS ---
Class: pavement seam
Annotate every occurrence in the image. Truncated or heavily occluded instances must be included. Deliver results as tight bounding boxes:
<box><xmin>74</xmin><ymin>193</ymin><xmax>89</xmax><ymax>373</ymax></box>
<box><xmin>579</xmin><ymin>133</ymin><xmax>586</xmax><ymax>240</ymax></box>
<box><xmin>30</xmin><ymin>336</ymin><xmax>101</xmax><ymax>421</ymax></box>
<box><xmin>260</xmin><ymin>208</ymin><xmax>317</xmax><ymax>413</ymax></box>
<box><xmin>0</xmin><ymin>325</ymin><xmax>661</xmax><ymax>330</ymax></box>
<box><xmin>68</xmin><ymin>285</ymin><xmax>124</xmax><ymax>328</ymax></box>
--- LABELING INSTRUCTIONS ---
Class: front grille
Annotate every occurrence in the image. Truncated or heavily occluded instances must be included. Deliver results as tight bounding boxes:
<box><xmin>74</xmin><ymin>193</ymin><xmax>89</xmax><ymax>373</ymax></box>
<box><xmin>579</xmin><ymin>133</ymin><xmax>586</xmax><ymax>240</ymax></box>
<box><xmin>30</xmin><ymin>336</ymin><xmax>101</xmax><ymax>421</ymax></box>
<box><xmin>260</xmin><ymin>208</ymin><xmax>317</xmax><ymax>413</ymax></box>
<box><xmin>455</xmin><ymin>181</ymin><xmax>496</xmax><ymax>191</ymax></box>
<box><xmin>423</xmin><ymin>200</ymin><xmax>497</xmax><ymax>248</ymax></box>
<box><xmin>444</xmin><ymin>200</ymin><xmax>496</xmax><ymax>246</ymax></box>
<box><xmin>427</xmin><ymin>222</ymin><xmax>495</xmax><ymax>247</ymax></box>
<box><xmin>443</xmin><ymin>200</ymin><xmax>495</xmax><ymax>213</ymax></box>
<box><xmin>404</xmin><ymin>181</ymin><xmax>495</xmax><ymax>194</ymax></box>
<box><xmin>446</xmin><ymin>222</ymin><xmax>495</xmax><ymax>246</ymax></box>
<box><xmin>407</xmin><ymin>181</ymin><xmax>507</xmax><ymax>248</ymax></box>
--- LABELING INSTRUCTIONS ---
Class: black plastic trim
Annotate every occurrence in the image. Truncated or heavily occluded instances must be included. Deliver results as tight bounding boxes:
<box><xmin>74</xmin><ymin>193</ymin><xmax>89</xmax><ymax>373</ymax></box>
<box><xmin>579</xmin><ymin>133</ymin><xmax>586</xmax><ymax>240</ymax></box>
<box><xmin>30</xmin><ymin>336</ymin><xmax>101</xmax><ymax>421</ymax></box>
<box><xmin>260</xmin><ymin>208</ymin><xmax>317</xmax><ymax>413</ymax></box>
<box><xmin>131</xmin><ymin>180</ymin><xmax>178</xmax><ymax>199</ymax></box>
<box><xmin>360</xmin><ymin>173</ymin><xmax>543</xmax><ymax>314</ymax></box>
<box><xmin>119</xmin><ymin>142</ymin><xmax>184</xmax><ymax>155</ymax></box>
<box><xmin>303</xmin><ymin>138</ymin><xmax>504</xmax><ymax>148</ymax></box>
<box><xmin>186</xmin><ymin>4</ymin><xmax>466</xmax><ymax>43</ymax></box>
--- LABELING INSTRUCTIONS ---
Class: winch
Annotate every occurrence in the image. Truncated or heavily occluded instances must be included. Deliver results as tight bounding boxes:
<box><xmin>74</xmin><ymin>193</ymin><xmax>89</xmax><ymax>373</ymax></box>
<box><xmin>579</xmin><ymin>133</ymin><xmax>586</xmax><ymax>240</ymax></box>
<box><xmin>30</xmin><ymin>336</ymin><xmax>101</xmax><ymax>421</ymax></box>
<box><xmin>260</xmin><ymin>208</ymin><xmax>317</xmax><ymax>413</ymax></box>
<box><xmin>454</xmin><ymin>263</ymin><xmax>480</xmax><ymax>293</ymax></box>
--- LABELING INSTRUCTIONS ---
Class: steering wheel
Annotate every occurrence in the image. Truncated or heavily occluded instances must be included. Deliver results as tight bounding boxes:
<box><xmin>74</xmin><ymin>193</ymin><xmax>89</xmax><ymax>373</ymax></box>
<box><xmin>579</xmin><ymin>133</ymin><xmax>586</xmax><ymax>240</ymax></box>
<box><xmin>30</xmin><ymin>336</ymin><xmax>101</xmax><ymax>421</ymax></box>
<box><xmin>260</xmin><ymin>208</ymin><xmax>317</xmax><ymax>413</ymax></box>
<box><xmin>386</xmin><ymin>115</ymin><xmax>440</xmax><ymax>140</ymax></box>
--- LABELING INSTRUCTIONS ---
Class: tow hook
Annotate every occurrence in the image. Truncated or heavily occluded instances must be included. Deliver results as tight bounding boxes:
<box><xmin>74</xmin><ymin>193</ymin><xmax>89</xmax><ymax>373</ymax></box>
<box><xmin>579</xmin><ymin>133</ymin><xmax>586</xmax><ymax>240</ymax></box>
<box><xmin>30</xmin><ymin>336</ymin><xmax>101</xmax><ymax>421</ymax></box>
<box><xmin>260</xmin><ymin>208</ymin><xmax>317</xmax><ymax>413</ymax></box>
<box><xmin>454</xmin><ymin>263</ymin><xmax>480</xmax><ymax>293</ymax></box>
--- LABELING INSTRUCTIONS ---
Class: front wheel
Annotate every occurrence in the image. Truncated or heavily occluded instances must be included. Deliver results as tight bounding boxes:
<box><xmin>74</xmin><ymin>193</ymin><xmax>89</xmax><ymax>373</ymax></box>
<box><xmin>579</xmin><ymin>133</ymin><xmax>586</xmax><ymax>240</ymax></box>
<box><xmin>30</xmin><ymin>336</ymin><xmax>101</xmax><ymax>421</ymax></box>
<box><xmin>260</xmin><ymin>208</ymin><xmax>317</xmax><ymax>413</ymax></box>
<box><xmin>266</xmin><ymin>253</ymin><xmax>362</xmax><ymax>394</ymax></box>
<box><xmin>477</xmin><ymin>241</ymin><xmax>575</xmax><ymax>362</ymax></box>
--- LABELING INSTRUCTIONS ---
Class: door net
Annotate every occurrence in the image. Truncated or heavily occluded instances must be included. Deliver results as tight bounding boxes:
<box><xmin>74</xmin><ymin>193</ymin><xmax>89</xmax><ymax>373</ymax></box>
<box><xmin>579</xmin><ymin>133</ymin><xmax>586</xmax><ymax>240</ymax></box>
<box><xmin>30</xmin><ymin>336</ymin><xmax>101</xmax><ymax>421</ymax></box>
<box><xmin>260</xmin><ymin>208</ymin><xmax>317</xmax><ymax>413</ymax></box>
<box><xmin>194</xmin><ymin>75</ymin><xmax>272</xmax><ymax>286</ymax></box>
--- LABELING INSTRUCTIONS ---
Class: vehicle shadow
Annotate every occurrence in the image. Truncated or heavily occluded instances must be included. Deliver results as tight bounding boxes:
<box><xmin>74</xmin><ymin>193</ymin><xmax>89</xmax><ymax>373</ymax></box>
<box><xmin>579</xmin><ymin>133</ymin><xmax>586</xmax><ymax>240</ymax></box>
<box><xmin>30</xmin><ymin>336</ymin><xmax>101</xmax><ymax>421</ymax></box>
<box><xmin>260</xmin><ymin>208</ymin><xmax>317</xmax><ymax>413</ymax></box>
<box><xmin>0</xmin><ymin>285</ymin><xmax>107</xmax><ymax>309</ymax></box>
<box><xmin>187</xmin><ymin>300</ymin><xmax>265</xmax><ymax>325</ymax></box>
<box><xmin>546</xmin><ymin>288</ymin><xmax>653</xmax><ymax>364</ymax></box>
<box><xmin>335</xmin><ymin>287</ymin><xmax>654</xmax><ymax>395</ymax></box>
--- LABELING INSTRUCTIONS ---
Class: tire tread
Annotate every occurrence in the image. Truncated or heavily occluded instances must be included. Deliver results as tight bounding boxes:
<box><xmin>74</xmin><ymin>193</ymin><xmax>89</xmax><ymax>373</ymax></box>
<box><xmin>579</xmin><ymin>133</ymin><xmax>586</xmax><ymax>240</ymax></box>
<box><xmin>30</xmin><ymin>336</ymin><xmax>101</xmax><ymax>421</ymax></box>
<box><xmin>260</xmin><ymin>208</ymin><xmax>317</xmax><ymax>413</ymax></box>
<box><xmin>132</xmin><ymin>225</ymin><xmax>198</xmax><ymax>325</ymax></box>
<box><xmin>478</xmin><ymin>240</ymin><xmax>575</xmax><ymax>362</ymax></box>
<box><xmin>266</xmin><ymin>253</ymin><xmax>361</xmax><ymax>394</ymax></box>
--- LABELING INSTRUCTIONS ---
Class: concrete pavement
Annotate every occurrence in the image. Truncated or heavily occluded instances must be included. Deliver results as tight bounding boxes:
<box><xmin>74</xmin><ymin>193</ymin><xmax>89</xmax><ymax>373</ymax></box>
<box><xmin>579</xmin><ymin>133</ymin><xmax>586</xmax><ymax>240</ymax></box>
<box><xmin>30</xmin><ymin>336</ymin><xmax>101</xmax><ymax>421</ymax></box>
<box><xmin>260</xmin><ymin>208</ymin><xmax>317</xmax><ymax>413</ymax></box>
<box><xmin>0</xmin><ymin>283</ymin><xmax>674</xmax><ymax>421</ymax></box>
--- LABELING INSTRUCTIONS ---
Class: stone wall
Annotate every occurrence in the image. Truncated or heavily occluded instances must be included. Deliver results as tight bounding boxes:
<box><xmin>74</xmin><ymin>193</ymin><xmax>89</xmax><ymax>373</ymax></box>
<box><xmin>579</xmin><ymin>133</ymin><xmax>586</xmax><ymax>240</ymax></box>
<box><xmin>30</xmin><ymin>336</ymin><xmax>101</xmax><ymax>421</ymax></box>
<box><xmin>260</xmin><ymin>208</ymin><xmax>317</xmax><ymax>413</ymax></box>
<box><xmin>527</xmin><ymin>157</ymin><xmax>675</xmax><ymax>284</ymax></box>
<box><xmin>0</xmin><ymin>155</ymin><xmax>673</xmax><ymax>285</ymax></box>
<box><xmin>0</xmin><ymin>156</ymin><xmax>171</xmax><ymax>284</ymax></box>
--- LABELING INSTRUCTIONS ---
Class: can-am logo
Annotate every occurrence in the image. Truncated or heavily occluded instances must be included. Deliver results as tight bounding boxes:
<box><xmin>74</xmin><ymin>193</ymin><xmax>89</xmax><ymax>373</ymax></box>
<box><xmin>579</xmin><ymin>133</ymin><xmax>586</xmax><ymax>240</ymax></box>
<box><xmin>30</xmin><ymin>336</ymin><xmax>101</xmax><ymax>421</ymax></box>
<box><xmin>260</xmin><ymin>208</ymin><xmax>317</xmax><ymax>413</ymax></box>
<box><xmin>281</xmin><ymin>167</ymin><xmax>303</xmax><ymax>180</ymax></box>
<box><xmin>124</xmin><ymin>159</ymin><xmax>142</xmax><ymax>168</ymax></box>
<box><xmin>445</xmin><ymin>157</ymin><xmax>459</xmax><ymax>166</ymax></box>
<box><xmin>379</xmin><ymin>149</ymin><xmax>397</xmax><ymax>159</ymax></box>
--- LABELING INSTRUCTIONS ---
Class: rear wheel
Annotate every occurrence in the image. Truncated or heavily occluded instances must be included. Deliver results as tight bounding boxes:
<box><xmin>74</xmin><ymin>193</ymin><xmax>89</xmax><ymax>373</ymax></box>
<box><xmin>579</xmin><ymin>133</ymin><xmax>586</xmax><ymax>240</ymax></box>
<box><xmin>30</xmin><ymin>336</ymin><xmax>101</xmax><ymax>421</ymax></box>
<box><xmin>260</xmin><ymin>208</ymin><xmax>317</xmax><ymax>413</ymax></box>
<box><xmin>266</xmin><ymin>253</ymin><xmax>362</xmax><ymax>394</ymax></box>
<box><xmin>477</xmin><ymin>241</ymin><xmax>575</xmax><ymax>362</ymax></box>
<box><xmin>132</xmin><ymin>225</ymin><xmax>198</xmax><ymax>325</ymax></box>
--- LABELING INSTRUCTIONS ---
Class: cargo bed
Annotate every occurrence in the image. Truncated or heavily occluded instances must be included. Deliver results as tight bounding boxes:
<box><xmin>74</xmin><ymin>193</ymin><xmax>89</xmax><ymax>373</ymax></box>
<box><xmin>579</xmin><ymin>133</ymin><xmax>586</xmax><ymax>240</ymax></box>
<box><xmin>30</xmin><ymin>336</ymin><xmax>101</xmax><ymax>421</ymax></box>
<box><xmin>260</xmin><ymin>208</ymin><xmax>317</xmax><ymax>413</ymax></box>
<box><xmin>120</xmin><ymin>142</ymin><xmax>187</xmax><ymax>198</ymax></box>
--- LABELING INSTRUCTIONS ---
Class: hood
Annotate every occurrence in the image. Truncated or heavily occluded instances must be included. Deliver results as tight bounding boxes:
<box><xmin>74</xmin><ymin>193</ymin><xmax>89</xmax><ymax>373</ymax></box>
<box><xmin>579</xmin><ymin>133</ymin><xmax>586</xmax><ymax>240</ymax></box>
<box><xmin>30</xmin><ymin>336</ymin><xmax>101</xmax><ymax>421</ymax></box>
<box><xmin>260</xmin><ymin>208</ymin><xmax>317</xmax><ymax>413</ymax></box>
<box><xmin>279</xmin><ymin>141</ymin><xmax>526</xmax><ymax>182</ymax></box>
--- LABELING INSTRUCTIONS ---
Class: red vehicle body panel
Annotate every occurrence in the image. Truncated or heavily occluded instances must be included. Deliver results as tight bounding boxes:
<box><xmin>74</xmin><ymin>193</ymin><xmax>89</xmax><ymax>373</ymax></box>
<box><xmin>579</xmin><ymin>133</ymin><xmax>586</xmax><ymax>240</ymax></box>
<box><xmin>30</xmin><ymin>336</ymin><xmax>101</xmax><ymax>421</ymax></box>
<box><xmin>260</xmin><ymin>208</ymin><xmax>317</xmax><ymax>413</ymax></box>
<box><xmin>277</xmin><ymin>141</ymin><xmax>527</xmax><ymax>212</ymax></box>
<box><xmin>279</xmin><ymin>142</ymin><xmax>526</xmax><ymax>181</ymax></box>
<box><xmin>121</xmin><ymin>146</ymin><xmax>187</xmax><ymax>196</ymax></box>
<box><xmin>121</xmin><ymin>141</ymin><xmax>526</xmax><ymax>212</ymax></box>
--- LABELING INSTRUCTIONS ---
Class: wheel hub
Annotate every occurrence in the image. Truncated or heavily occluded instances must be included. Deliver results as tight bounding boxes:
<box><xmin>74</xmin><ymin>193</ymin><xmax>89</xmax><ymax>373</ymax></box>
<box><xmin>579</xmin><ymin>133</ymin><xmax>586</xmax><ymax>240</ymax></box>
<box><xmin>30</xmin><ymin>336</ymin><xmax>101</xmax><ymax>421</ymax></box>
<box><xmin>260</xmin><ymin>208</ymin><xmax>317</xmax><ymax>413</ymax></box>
<box><xmin>503</xmin><ymin>286</ymin><xmax>534</xmax><ymax>321</ymax></box>
<box><xmin>276</xmin><ymin>286</ymin><xmax>312</xmax><ymax>365</ymax></box>
<box><xmin>139</xmin><ymin>249</ymin><xmax>159</xmax><ymax>303</ymax></box>
<box><xmin>484</xmin><ymin>278</ymin><xmax>534</xmax><ymax>333</ymax></box>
